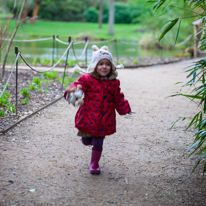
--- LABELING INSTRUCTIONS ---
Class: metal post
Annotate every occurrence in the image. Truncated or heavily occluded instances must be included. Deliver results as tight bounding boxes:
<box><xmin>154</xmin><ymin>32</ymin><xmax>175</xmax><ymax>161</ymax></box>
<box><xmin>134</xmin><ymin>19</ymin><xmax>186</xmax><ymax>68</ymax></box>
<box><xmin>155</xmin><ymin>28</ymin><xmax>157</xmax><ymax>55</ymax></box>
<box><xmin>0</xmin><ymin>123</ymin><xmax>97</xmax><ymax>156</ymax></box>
<box><xmin>52</xmin><ymin>35</ymin><xmax>55</xmax><ymax>66</ymax></box>
<box><xmin>15</xmin><ymin>46</ymin><xmax>18</xmax><ymax>116</ymax></box>
<box><xmin>85</xmin><ymin>36</ymin><xmax>88</xmax><ymax>66</ymax></box>
<box><xmin>61</xmin><ymin>36</ymin><xmax>71</xmax><ymax>90</ymax></box>
<box><xmin>56</xmin><ymin>35</ymin><xmax>59</xmax><ymax>59</ymax></box>
<box><xmin>114</xmin><ymin>39</ymin><xmax>119</xmax><ymax>64</ymax></box>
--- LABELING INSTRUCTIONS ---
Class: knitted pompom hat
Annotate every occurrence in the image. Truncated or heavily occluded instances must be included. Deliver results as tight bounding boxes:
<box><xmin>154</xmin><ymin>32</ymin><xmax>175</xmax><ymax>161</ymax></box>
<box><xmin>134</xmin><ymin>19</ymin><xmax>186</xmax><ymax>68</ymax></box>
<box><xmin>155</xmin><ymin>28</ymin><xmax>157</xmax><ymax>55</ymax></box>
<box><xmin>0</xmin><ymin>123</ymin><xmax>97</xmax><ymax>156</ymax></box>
<box><xmin>87</xmin><ymin>45</ymin><xmax>124</xmax><ymax>72</ymax></box>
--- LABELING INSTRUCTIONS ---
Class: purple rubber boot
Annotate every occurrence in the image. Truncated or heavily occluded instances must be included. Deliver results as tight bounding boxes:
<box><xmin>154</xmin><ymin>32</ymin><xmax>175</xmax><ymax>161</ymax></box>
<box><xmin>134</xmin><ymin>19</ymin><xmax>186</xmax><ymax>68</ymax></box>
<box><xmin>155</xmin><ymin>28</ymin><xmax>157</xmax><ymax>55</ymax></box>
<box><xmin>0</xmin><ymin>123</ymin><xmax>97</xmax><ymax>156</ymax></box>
<box><xmin>90</xmin><ymin>149</ymin><xmax>102</xmax><ymax>174</ymax></box>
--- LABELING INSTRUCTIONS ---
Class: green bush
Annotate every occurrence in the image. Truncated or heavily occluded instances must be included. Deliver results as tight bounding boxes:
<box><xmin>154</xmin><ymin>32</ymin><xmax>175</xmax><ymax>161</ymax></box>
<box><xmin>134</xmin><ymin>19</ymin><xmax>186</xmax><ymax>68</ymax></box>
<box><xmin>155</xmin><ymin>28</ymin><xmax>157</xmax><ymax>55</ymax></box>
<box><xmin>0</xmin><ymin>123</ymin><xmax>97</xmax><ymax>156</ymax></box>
<box><xmin>85</xmin><ymin>3</ymin><xmax>133</xmax><ymax>24</ymax></box>
<box><xmin>84</xmin><ymin>7</ymin><xmax>98</xmax><ymax>23</ymax></box>
<box><xmin>115</xmin><ymin>3</ymin><xmax>132</xmax><ymax>24</ymax></box>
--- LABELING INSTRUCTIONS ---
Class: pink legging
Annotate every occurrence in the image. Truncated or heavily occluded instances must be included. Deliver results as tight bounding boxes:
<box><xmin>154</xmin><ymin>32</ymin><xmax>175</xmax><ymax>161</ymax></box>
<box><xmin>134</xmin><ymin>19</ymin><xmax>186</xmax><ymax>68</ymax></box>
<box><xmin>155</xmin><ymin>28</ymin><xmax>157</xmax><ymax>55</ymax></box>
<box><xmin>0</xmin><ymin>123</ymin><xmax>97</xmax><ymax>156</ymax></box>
<box><xmin>82</xmin><ymin>136</ymin><xmax>105</xmax><ymax>152</ymax></box>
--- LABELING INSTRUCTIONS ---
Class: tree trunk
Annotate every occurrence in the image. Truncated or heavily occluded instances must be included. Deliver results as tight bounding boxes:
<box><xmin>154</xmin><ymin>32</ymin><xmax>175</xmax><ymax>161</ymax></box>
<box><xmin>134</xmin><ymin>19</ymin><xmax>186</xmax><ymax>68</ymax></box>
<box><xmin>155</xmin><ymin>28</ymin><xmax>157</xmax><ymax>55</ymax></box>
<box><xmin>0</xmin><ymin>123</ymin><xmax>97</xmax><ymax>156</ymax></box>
<box><xmin>30</xmin><ymin>0</ymin><xmax>43</xmax><ymax>24</ymax></box>
<box><xmin>1</xmin><ymin>0</ymin><xmax>27</xmax><ymax>80</ymax></box>
<box><xmin>21</xmin><ymin>2</ymin><xmax>28</xmax><ymax>24</ymax></box>
<box><xmin>98</xmin><ymin>0</ymin><xmax>103</xmax><ymax>29</ymax></box>
<box><xmin>108</xmin><ymin>0</ymin><xmax>114</xmax><ymax>36</ymax></box>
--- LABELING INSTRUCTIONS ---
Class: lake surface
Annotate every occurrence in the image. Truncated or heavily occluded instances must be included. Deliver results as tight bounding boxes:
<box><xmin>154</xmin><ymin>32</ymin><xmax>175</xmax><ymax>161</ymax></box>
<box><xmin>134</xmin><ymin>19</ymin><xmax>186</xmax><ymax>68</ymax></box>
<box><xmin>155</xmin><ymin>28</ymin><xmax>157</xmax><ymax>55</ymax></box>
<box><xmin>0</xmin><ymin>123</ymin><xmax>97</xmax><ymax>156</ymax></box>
<box><xmin>5</xmin><ymin>37</ymin><xmax>182</xmax><ymax>66</ymax></box>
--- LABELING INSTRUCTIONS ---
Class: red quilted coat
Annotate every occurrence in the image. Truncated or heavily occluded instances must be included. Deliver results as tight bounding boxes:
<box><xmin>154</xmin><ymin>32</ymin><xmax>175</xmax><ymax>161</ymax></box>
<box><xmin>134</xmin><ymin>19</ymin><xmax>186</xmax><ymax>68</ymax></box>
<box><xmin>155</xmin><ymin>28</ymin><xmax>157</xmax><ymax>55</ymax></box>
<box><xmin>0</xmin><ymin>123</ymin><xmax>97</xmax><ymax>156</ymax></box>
<box><xmin>70</xmin><ymin>74</ymin><xmax>131</xmax><ymax>137</ymax></box>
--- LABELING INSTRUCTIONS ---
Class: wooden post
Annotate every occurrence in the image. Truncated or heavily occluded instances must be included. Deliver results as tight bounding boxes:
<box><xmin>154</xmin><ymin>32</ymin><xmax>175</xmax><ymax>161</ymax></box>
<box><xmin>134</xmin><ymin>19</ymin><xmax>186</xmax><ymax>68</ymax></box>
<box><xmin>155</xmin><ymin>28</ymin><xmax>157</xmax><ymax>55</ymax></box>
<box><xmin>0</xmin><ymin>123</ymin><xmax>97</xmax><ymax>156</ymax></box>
<box><xmin>194</xmin><ymin>24</ymin><xmax>198</xmax><ymax>58</ymax></box>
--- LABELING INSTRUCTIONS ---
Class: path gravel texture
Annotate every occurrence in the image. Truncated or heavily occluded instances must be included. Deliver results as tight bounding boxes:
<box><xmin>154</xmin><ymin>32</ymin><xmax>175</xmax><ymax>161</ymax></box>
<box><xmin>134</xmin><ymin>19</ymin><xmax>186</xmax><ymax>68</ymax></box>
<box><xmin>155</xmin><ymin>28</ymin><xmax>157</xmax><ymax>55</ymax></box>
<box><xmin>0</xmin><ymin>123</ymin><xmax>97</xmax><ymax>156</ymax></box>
<box><xmin>0</xmin><ymin>59</ymin><xmax>205</xmax><ymax>206</ymax></box>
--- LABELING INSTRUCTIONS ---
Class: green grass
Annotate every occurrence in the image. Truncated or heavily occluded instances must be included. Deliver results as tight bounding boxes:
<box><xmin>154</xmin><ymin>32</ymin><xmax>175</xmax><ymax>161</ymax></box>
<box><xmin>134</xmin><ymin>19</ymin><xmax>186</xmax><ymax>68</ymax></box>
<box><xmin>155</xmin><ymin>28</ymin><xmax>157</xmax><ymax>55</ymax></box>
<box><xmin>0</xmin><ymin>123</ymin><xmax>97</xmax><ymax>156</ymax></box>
<box><xmin>7</xmin><ymin>20</ymin><xmax>145</xmax><ymax>41</ymax></box>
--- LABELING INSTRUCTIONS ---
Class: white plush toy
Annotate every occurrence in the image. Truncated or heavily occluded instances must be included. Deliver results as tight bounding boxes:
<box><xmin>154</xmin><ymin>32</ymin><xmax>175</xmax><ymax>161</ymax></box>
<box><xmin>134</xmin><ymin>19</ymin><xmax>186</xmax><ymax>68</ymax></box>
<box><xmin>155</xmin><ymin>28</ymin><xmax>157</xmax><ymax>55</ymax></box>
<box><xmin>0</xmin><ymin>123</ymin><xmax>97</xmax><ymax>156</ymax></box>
<box><xmin>65</xmin><ymin>84</ymin><xmax>84</xmax><ymax>106</ymax></box>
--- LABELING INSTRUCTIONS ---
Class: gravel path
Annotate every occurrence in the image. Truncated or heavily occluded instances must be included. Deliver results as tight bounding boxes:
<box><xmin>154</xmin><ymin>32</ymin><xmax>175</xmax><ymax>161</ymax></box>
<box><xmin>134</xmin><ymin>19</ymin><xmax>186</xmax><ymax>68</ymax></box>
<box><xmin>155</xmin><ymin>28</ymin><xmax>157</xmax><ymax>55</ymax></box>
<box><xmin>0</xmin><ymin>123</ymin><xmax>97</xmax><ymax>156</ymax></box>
<box><xmin>0</xmin><ymin>59</ymin><xmax>205</xmax><ymax>206</ymax></box>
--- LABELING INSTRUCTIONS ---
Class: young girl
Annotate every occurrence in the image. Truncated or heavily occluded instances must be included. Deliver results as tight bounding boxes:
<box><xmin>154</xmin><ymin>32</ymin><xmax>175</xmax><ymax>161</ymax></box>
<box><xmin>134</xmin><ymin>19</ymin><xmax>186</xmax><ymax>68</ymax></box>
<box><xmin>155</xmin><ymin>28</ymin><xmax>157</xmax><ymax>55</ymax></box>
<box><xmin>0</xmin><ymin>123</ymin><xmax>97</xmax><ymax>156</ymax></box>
<box><xmin>64</xmin><ymin>45</ymin><xmax>132</xmax><ymax>174</ymax></box>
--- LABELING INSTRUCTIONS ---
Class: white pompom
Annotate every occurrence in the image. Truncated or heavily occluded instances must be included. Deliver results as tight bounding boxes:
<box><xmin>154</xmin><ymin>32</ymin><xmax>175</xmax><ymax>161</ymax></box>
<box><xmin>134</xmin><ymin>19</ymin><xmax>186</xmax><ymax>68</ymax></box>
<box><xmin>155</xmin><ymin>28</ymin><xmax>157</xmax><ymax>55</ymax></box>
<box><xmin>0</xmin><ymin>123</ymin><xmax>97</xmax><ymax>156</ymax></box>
<box><xmin>101</xmin><ymin>45</ymin><xmax>108</xmax><ymax>51</ymax></box>
<box><xmin>92</xmin><ymin>45</ymin><xmax>99</xmax><ymax>51</ymax></box>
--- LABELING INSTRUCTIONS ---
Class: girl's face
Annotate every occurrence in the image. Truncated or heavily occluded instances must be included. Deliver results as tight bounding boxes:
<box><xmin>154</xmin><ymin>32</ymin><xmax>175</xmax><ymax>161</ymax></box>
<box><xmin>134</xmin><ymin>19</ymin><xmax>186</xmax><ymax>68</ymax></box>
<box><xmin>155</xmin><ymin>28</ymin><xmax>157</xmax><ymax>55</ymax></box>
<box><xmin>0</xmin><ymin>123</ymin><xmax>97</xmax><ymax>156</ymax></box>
<box><xmin>96</xmin><ymin>59</ymin><xmax>112</xmax><ymax>77</ymax></box>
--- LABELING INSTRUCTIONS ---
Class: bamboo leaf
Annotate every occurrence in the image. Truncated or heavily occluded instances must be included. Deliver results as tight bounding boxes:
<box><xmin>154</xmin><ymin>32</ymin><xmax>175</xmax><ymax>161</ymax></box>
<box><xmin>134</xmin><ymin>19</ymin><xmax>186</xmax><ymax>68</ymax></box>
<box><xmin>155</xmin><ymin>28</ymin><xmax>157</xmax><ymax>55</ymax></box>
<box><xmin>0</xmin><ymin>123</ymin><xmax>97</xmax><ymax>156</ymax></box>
<box><xmin>174</xmin><ymin>19</ymin><xmax>181</xmax><ymax>48</ymax></box>
<box><xmin>192</xmin><ymin>153</ymin><xmax>206</xmax><ymax>174</ymax></box>
<box><xmin>159</xmin><ymin>18</ymin><xmax>179</xmax><ymax>41</ymax></box>
<box><xmin>184</xmin><ymin>140</ymin><xmax>200</xmax><ymax>155</ymax></box>
<box><xmin>179</xmin><ymin>94</ymin><xmax>204</xmax><ymax>100</ymax></box>
<box><xmin>186</xmin><ymin>112</ymin><xmax>200</xmax><ymax>130</ymax></box>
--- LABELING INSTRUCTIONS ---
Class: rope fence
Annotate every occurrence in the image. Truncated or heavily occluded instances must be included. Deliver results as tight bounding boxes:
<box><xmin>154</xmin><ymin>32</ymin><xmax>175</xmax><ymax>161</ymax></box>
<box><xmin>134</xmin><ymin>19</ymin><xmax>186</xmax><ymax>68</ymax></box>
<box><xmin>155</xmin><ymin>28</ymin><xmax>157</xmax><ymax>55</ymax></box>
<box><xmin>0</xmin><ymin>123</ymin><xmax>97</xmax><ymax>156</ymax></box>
<box><xmin>0</xmin><ymin>33</ymin><xmax>193</xmax><ymax>122</ymax></box>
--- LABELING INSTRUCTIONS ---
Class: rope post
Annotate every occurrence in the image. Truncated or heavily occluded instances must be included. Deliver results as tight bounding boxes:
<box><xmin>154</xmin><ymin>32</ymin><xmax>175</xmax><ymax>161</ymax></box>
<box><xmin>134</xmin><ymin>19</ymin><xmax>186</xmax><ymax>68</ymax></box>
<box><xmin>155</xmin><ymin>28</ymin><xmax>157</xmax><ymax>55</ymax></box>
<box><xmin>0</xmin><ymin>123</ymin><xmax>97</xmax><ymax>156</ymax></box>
<box><xmin>61</xmin><ymin>36</ymin><xmax>71</xmax><ymax>90</ymax></box>
<box><xmin>56</xmin><ymin>35</ymin><xmax>59</xmax><ymax>59</ymax></box>
<box><xmin>52</xmin><ymin>35</ymin><xmax>55</xmax><ymax>66</ymax></box>
<box><xmin>161</xmin><ymin>38</ymin><xmax>164</xmax><ymax>59</ymax></box>
<box><xmin>15</xmin><ymin>46</ymin><xmax>18</xmax><ymax>116</ymax></box>
<box><xmin>85</xmin><ymin>36</ymin><xmax>88</xmax><ymax>66</ymax></box>
<box><xmin>114</xmin><ymin>39</ymin><xmax>119</xmax><ymax>64</ymax></box>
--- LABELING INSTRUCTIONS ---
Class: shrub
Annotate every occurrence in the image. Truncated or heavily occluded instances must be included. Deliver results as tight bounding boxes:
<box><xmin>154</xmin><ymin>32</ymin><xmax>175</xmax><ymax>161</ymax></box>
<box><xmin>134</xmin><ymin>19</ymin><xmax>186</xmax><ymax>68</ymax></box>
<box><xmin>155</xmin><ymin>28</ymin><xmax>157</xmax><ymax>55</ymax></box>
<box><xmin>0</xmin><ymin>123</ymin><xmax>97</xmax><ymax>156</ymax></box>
<box><xmin>114</xmin><ymin>3</ymin><xmax>132</xmax><ymax>24</ymax></box>
<box><xmin>84</xmin><ymin>7</ymin><xmax>98</xmax><ymax>23</ymax></box>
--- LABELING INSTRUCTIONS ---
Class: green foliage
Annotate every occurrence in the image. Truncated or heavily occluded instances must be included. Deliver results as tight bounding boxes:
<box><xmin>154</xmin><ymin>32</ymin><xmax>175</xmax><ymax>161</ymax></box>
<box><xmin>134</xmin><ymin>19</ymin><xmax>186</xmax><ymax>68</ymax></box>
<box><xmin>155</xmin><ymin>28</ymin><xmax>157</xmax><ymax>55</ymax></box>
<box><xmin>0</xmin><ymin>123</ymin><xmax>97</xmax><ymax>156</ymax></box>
<box><xmin>150</xmin><ymin>0</ymin><xmax>206</xmax><ymax>175</ymax></box>
<box><xmin>6</xmin><ymin>102</ymin><xmax>15</xmax><ymax>113</ymax></box>
<box><xmin>67</xmin><ymin>59</ymin><xmax>76</xmax><ymax>66</ymax></box>
<box><xmin>0</xmin><ymin>91</ymin><xmax>15</xmax><ymax>115</ymax></box>
<box><xmin>0</xmin><ymin>91</ymin><xmax>9</xmax><ymax>107</ymax></box>
<box><xmin>84</xmin><ymin>7</ymin><xmax>98</xmax><ymax>23</ymax></box>
<box><xmin>74</xmin><ymin>71</ymin><xmax>80</xmax><ymax>75</ymax></box>
<box><xmin>21</xmin><ymin>87</ymin><xmax>31</xmax><ymax>98</ymax></box>
<box><xmin>32</xmin><ymin>77</ymin><xmax>41</xmax><ymax>85</ymax></box>
<box><xmin>1</xmin><ymin>83</ymin><xmax>9</xmax><ymax>89</ymax></box>
<box><xmin>85</xmin><ymin>3</ymin><xmax>133</xmax><ymax>24</ymax></box>
<box><xmin>38</xmin><ymin>0</ymin><xmax>92</xmax><ymax>21</ymax></box>
<box><xmin>28</xmin><ymin>84</ymin><xmax>37</xmax><ymax>90</ymax></box>
<box><xmin>54</xmin><ymin>58</ymin><xmax>64</xmax><ymax>65</ymax></box>
<box><xmin>21</xmin><ymin>97</ymin><xmax>29</xmax><ymax>105</ymax></box>
<box><xmin>57</xmin><ymin>77</ymin><xmax>63</xmax><ymax>84</ymax></box>
<box><xmin>45</xmin><ymin>89</ymin><xmax>48</xmax><ymax>93</ymax></box>
<box><xmin>44</xmin><ymin>71</ymin><xmax>58</xmax><ymax>79</ymax></box>
<box><xmin>0</xmin><ymin>110</ymin><xmax>5</xmax><ymax>117</ymax></box>
<box><xmin>133</xmin><ymin>59</ymin><xmax>138</xmax><ymax>65</ymax></box>
<box><xmin>159</xmin><ymin>18</ymin><xmax>179</xmax><ymax>41</ymax></box>
<box><xmin>114</xmin><ymin>3</ymin><xmax>133</xmax><ymax>24</ymax></box>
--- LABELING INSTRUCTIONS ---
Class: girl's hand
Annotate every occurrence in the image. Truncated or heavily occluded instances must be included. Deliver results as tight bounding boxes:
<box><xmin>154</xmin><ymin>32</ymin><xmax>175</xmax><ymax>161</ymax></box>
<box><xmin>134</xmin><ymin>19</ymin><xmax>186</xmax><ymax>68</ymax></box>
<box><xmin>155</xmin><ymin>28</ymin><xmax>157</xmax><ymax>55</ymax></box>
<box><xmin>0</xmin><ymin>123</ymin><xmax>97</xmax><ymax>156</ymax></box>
<box><xmin>128</xmin><ymin>110</ymin><xmax>135</xmax><ymax>114</ymax></box>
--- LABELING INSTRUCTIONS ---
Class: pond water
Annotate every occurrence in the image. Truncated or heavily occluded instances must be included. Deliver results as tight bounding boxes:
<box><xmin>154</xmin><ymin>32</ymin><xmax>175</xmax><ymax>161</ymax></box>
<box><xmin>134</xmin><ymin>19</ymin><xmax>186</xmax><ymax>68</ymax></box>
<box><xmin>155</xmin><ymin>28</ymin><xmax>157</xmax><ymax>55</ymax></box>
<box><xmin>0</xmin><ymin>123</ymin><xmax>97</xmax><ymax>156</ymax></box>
<box><xmin>5</xmin><ymin>37</ymin><xmax>182</xmax><ymax>65</ymax></box>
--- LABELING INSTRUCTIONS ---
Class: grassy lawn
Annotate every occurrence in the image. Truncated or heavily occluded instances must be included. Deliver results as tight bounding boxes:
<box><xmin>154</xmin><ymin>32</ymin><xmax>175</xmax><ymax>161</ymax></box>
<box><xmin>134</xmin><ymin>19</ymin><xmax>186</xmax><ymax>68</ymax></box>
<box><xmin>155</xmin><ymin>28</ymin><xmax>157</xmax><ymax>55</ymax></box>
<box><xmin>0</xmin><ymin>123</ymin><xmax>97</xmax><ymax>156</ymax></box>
<box><xmin>7</xmin><ymin>20</ymin><xmax>148</xmax><ymax>41</ymax></box>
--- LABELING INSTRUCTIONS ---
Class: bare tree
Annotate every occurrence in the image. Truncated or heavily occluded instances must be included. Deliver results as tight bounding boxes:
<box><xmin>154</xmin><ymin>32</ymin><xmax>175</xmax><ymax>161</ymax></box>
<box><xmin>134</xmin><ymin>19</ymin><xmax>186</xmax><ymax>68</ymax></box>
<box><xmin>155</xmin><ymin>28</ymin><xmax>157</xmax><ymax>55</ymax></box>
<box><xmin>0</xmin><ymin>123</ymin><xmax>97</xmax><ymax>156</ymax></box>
<box><xmin>1</xmin><ymin>0</ymin><xmax>27</xmax><ymax>80</ymax></box>
<box><xmin>108</xmin><ymin>0</ymin><xmax>114</xmax><ymax>35</ymax></box>
<box><xmin>98</xmin><ymin>0</ymin><xmax>103</xmax><ymax>28</ymax></box>
<box><xmin>30</xmin><ymin>0</ymin><xmax>43</xmax><ymax>24</ymax></box>
<box><xmin>21</xmin><ymin>2</ymin><xmax>28</xmax><ymax>24</ymax></box>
